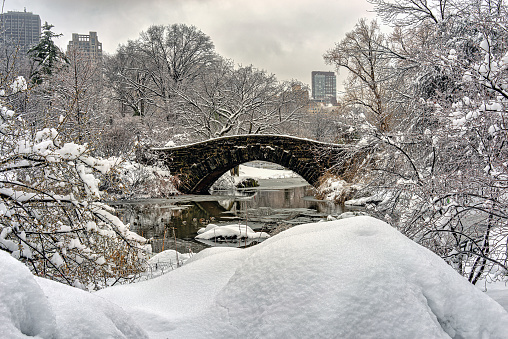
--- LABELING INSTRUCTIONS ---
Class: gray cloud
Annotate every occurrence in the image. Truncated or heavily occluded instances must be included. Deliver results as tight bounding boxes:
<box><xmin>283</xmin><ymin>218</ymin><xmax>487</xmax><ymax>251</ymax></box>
<box><xmin>4</xmin><ymin>0</ymin><xmax>375</xmax><ymax>85</ymax></box>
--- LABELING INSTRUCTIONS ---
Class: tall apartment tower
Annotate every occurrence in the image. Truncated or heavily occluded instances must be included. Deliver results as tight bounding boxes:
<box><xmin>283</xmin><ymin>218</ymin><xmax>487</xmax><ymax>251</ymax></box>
<box><xmin>0</xmin><ymin>10</ymin><xmax>41</xmax><ymax>52</ymax></box>
<box><xmin>66</xmin><ymin>31</ymin><xmax>103</xmax><ymax>59</ymax></box>
<box><xmin>311</xmin><ymin>71</ymin><xmax>337</xmax><ymax>105</ymax></box>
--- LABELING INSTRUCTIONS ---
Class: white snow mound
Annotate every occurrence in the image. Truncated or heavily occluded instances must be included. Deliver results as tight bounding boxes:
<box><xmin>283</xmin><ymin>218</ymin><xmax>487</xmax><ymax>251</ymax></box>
<box><xmin>195</xmin><ymin>223</ymin><xmax>270</xmax><ymax>240</ymax></box>
<box><xmin>36</xmin><ymin>277</ymin><xmax>148</xmax><ymax>338</ymax></box>
<box><xmin>0</xmin><ymin>250</ymin><xmax>147</xmax><ymax>339</ymax></box>
<box><xmin>195</xmin><ymin>216</ymin><xmax>508</xmax><ymax>338</ymax></box>
<box><xmin>0</xmin><ymin>250</ymin><xmax>56</xmax><ymax>338</ymax></box>
<box><xmin>99</xmin><ymin>216</ymin><xmax>508</xmax><ymax>338</ymax></box>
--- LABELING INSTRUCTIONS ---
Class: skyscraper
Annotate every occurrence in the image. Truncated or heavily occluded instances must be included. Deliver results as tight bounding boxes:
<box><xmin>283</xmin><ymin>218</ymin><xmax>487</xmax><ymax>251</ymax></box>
<box><xmin>67</xmin><ymin>31</ymin><xmax>103</xmax><ymax>59</ymax></box>
<box><xmin>311</xmin><ymin>71</ymin><xmax>337</xmax><ymax>105</ymax></box>
<box><xmin>0</xmin><ymin>10</ymin><xmax>41</xmax><ymax>53</ymax></box>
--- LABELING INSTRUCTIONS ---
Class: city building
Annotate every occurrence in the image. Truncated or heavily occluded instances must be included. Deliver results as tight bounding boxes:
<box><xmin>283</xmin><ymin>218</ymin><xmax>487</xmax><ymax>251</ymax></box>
<box><xmin>311</xmin><ymin>71</ymin><xmax>337</xmax><ymax>105</ymax></box>
<box><xmin>291</xmin><ymin>84</ymin><xmax>310</xmax><ymax>103</ymax></box>
<box><xmin>0</xmin><ymin>9</ymin><xmax>41</xmax><ymax>52</ymax></box>
<box><xmin>66</xmin><ymin>31</ymin><xmax>103</xmax><ymax>59</ymax></box>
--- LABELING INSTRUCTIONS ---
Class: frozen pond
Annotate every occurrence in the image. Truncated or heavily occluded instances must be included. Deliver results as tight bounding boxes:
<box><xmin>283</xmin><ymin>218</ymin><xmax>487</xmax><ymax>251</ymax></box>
<box><xmin>112</xmin><ymin>174</ymin><xmax>345</xmax><ymax>253</ymax></box>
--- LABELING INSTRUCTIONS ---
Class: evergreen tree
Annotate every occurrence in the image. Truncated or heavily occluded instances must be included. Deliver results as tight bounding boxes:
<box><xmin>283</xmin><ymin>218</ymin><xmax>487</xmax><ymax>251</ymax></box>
<box><xmin>28</xmin><ymin>22</ymin><xmax>68</xmax><ymax>84</ymax></box>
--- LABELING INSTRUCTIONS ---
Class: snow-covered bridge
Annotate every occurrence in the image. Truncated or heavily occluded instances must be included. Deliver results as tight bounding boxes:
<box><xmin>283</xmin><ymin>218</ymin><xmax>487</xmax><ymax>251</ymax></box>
<box><xmin>138</xmin><ymin>135</ymin><xmax>346</xmax><ymax>194</ymax></box>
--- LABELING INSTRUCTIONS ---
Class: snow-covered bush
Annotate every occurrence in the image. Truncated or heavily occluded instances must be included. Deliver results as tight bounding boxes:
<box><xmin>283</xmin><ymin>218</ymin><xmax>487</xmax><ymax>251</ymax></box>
<box><xmin>0</xmin><ymin>77</ymin><xmax>148</xmax><ymax>289</ymax></box>
<box><xmin>316</xmin><ymin>172</ymin><xmax>361</xmax><ymax>203</ymax></box>
<box><xmin>115</xmin><ymin>160</ymin><xmax>180</xmax><ymax>198</ymax></box>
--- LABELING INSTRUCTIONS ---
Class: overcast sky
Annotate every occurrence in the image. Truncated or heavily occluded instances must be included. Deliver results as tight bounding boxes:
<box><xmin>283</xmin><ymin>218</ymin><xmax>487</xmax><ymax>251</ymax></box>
<box><xmin>4</xmin><ymin>0</ymin><xmax>375</xmax><ymax>86</ymax></box>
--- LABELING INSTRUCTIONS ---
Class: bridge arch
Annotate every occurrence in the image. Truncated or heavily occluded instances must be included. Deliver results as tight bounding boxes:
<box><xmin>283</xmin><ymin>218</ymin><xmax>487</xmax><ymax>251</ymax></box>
<box><xmin>139</xmin><ymin>135</ymin><xmax>345</xmax><ymax>194</ymax></box>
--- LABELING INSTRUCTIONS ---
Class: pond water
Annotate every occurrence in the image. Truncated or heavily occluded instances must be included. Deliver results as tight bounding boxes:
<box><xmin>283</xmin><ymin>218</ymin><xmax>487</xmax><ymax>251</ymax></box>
<box><xmin>112</xmin><ymin>176</ymin><xmax>345</xmax><ymax>254</ymax></box>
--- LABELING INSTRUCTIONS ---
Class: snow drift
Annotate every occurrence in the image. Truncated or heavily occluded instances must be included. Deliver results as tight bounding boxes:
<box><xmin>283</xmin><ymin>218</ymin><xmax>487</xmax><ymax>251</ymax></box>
<box><xmin>0</xmin><ymin>250</ymin><xmax>148</xmax><ymax>338</ymax></box>
<box><xmin>1</xmin><ymin>216</ymin><xmax>507</xmax><ymax>338</ymax></box>
<box><xmin>98</xmin><ymin>216</ymin><xmax>508</xmax><ymax>338</ymax></box>
<box><xmin>0</xmin><ymin>250</ymin><xmax>56</xmax><ymax>338</ymax></box>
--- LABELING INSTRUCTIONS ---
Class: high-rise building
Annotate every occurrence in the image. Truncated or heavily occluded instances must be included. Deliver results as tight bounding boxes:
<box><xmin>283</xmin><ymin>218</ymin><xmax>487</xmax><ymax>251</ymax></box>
<box><xmin>0</xmin><ymin>9</ymin><xmax>41</xmax><ymax>52</ymax></box>
<box><xmin>311</xmin><ymin>71</ymin><xmax>336</xmax><ymax>105</ymax></box>
<box><xmin>67</xmin><ymin>31</ymin><xmax>103</xmax><ymax>59</ymax></box>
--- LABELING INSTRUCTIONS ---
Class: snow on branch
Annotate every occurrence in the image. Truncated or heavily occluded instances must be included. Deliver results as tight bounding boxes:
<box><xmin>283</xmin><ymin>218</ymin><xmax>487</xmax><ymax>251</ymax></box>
<box><xmin>0</xmin><ymin>77</ymin><xmax>148</xmax><ymax>290</ymax></box>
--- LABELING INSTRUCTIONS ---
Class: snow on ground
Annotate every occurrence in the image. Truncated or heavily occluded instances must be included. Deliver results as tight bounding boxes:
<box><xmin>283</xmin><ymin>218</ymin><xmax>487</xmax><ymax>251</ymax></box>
<box><xmin>98</xmin><ymin>247</ymin><xmax>247</xmax><ymax>336</ymax></box>
<box><xmin>0</xmin><ymin>250</ymin><xmax>57</xmax><ymax>338</ymax></box>
<box><xmin>236</xmin><ymin>163</ymin><xmax>298</xmax><ymax>181</ymax></box>
<box><xmin>97</xmin><ymin>216</ymin><xmax>508</xmax><ymax>338</ymax></box>
<box><xmin>484</xmin><ymin>281</ymin><xmax>508</xmax><ymax>312</ymax></box>
<box><xmin>140</xmin><ymin>250</ymin><xmax>194</xmax><ymax>280</ymax></box>
<box><xmin>0</xmin><ymin>250</ymin><xmax>147</xmax><ymax>338</ymax></box>
<box><xmin>36</xmin><ymin>277</ymin><xmax>148</xmax><ymax>338</ymax></box>
<box><xmin>212</xmin><ymin>163</ymin><xmax>300</xmax><ymax>191</ymax></box>
<box><xmin>2</xmin><ymin>216</ymin><xmax>508</xmax><ymax>338</ymax></box>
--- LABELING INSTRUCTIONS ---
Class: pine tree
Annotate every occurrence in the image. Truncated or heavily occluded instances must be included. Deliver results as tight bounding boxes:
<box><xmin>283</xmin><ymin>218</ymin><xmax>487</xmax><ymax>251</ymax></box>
<box><xmin>28</xmin><ymin>22</ymin><xmax>68</xmax><ymax>84</ymax></box>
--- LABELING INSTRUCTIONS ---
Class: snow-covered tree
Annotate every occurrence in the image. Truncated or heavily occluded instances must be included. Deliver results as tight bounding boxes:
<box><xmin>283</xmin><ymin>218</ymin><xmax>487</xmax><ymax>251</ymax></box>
<box><xmin>103</xmin><ymin>24</ymin><xmax>218</xmax><ymax>145</ymax></box>
<box><xmin>48</xmin><ymin>47</ymin><xmax>105</xmax><ymax>145</ymax></box>
<box><xmin>27</xmin><ymin>22</ymin><xmax>68</xmax><ymax>85</ymax></box>
<box><xmin>325</xmin><ymin>19</ymin><xmax>405</xmax><ymax>132</ymax></box>
<box><xmin>0</xmin><ymin>77</ymin><xmax>148</xmax><ymax>290</ymax></box>
<box><xmin>175</xmin><ymin>60</ymin><xmax>308</xmax><ymax>139</ymax></box>
<box><xmin>329</xmin><ymin>0</ymin><xmax>508</xmax><ymax>283</ymax></box>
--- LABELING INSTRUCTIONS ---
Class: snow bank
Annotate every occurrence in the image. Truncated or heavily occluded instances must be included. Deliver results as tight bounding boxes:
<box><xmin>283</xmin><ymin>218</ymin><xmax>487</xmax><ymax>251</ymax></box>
<box><xmin>3</xmin><ymin>217</ymin><xmax>506</xmax><ymax>338</ymax></box>
<box><xmin>148</xmin><ymin>249</ymin><xmax>192</xmax><ymax>265</ymax></box>
<box><xmin>236</xmin><ymin>164</ymin><xmax>298</xmax><ymax>180</ymax></box>
<box><xmin>0</xmin><ymin>251</ymin><xmax>147</xmax><ymax>339</ymax></box>
<box><xmin>96</xmin><ymin>247</ymin><xmax>248</xmax><ymax>337</ymax></box>
<box><xmin>0</xmin><ymin>251</ymin><xmax>56</xmax><ymax>338</ymax></box>
<box><xmin>485</xmin><ymin>281</ymin><xmax>508</xmax><ymax>312</ymax></box>
<box><xmin>35</xmin><ymin>277</ymin><xmax>148</xmax><ymax>339</ymax></box>
<box><xmin>98</xmin><ymin>216</ymin><xmax>508</xmax><ymax>338</ymax></box>
<box><xmin>193</xmin><ymin>216</ymin><xmax>508</xmax><ymax>338</ymax></box>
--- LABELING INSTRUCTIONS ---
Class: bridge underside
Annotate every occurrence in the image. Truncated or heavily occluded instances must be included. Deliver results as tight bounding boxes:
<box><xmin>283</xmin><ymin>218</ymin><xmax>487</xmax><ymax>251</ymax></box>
<box><xmin>185</xmin><ymin>149</ymin><xmax>321</xmax><ymax>194</ymax></box>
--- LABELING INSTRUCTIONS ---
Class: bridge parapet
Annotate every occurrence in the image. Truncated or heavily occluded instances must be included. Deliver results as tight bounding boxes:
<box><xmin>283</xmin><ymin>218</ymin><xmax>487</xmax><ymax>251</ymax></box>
<box><xmin>138</xmin><ymin>135</ymin><xmax>345</xmax><ymax>194</ymax></box>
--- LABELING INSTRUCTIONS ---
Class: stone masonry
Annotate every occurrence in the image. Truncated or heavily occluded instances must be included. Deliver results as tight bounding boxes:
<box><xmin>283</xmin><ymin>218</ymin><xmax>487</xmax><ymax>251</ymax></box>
<box><xmin>138</xmin><ymin>135</ymin><xmax>346</xmax><ymax>194</ymax></box>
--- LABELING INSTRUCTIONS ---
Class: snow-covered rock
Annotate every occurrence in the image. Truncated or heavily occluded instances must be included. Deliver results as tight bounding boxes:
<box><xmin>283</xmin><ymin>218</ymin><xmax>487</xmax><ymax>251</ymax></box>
<box><xmin>195</xmin><ymin>223</ymin><xmax>270</xmax><ymax>240</ymax></box>
<box><xmin>317</xmin><ymin>175</ymin><xmax>360</xmax><ymax>203</ymax></box>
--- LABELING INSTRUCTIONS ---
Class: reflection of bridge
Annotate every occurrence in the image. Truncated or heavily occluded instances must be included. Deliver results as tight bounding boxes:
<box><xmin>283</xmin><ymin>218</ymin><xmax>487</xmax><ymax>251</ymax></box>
<box><xmin>138</xmin><ymin>135</ymin><xmax>346</xmax><ymax>194</ymax></box>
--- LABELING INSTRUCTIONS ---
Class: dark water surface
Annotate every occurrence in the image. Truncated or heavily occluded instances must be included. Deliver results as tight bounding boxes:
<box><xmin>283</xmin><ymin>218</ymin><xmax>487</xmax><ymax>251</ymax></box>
<box><xmin>112</xmin><ymin>178</ymin><xmax>344</xmax><ymax>253</ymax></box>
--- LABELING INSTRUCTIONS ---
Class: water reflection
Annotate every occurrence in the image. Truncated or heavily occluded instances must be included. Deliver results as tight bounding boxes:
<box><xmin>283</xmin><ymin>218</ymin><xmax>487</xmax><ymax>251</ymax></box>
<box><xmin>112</xmin><ymin>183</ymin><xmax>344</xmax><ymax>253</ymax></box>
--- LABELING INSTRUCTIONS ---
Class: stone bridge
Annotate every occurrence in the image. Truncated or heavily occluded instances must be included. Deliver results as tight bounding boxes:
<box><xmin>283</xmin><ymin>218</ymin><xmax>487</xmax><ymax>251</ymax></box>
<box><xmin>138</xmin><ymin>135</ymin><xmax>346</xmax><ymax>194</ymax></box>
